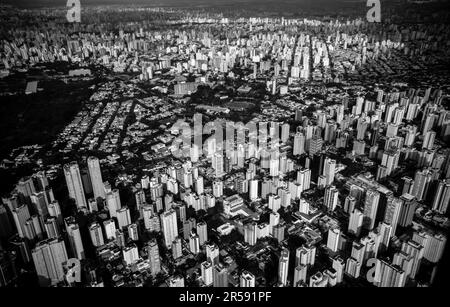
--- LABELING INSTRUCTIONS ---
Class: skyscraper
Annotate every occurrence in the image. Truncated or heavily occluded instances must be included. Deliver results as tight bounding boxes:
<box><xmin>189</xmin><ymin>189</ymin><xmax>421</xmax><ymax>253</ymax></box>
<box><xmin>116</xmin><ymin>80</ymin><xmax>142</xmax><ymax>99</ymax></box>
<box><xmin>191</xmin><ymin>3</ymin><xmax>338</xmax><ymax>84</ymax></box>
<box><xmin>201</xmin><ymin>261</ymin><xmax>213</xmax><ymax>286</ymax></box>
<box><xmin>293</xmin><ymin>265</ymin><xmax>307</xmax><ymax>286</ymax></box>
<box><xmin>206</xmin><ymin>243</ymin><xmax>220</xmax><ymax>265</ymax></box>
<box><xmin>363</xmin><ymin>189</ymin><xmax>380</xmax><ymax>230</ymax></box>
<box><xmin>160</xmin><ymin>209</ymin><xmax>178</xmax><ymax>249</ymax></box>
<box><xmin>65</xmin><ymin>218</ymin><xmax>85</xmax><ymax>260</ymax></box>
<box><xmin>244</xmin><ymin>222</ymin><xmax>257</xmax><ymax>246</ymax></box>
<box><xmin>374</xmin><ymin>259</ymin><xmax>406</xmax><ymax>287</ymax></box>
<box><xmin>240</xmin><ymin>270</ymin><xmax>256</xmax><ymax>287</ymax></box>
<box><xmin>327</xmin><ymin>227</ymin><xmax>341</xmax><ymax>253</ymax></box>
<box><xmin>398</xmin><ymin>194</ymin><xmax>417</xmax><ymax>228</ymax></box>
<box><xmin>324</xmin><ymin>185</ymin><xmax>339</xmax><ymax>212</ymax></box>
<box><xmin>89</xmin><ymin>222</ymin><xmax>104</xmax><ymax>247</ymax></box>
<box><xmin>87</xmin><ymin>157</ymin><xmax>105</xmax><ymax>200</ymax></box>
<box><xmin>103</xmin><ymin>219</ymin><xmax>117</xmax><ymax>241</ymax></box>
<box><xmin>411</xmin><ymin>169</ymin><xmax>432</xmax><ymax>201</ymax></box>
<box><xmin>348</xmin><ymin>209</ymin><xmax>364</xmax><ymax>237</ymax></box>
<box><xmin>172</xmin><ymin>237</ymin><xmax>183</xmax><ymax>259</ymax></box>
<box><xmin>147</xmin><ymin>239</ymin><xmax>161</xmax><ymax>276</ymax></box>
<box><xmin>12</xmin><ymin>204</ymin><xmax>30</xmax><ymax>239</ymax></box>
<box><xmin>293</xmin><ymin>132</ymin><xmax>305</xmax><ymax>155</ymax></box>
<box><xmin>384</xmin><ymin>196</ymin><xmax>403</xmax><ymax>236</ymax></box>
<box><xmin>189</xmin><ymin>232</ymin><xmax>200</xmax><ymax>255</ymax></box>
<box><xmin>278</xmin><ymin>248</ymin><xmax>290</xmax><ymax>286</ymax></box>
<box><xmin>213</xmin><ymin>263</ymin><xmax>229</xmax><ymax>287</ymax></box>
<box><xmin>44</xmin><ymin>217</ymin><xmax>60</xmax><ymax>239</ymax></box>
<box><xmin>197</xmin><ymin>221</ymin><xmax>208</xmax><ymax>246</ymax></box>
<box><xmin>32</xmin><ymin>238</ymin><xmax>68</xmax><ymax>286</ymax></box>
<box><xmin>432</xmin><ymin>179</ymin><xmax>450</xmax><ymax>214</ymax></box>
<box><xmin>63</xmin><ymin>162</ymin><xmax>87</xmax><ymax>209</ymax></box>
<box><xmin>323</xmin><ymin>158</ymin><xmax>336</xmax><ymax>186</ymax></box>
<box><xmin>106</xmin><ymin>189</ymin><xmax>121</xmax><ymax>218</ymax></box>
<box><xmin>117</xmin><ymin>207</ymin><xmax>131</xmax><ymax>229</ymax></box>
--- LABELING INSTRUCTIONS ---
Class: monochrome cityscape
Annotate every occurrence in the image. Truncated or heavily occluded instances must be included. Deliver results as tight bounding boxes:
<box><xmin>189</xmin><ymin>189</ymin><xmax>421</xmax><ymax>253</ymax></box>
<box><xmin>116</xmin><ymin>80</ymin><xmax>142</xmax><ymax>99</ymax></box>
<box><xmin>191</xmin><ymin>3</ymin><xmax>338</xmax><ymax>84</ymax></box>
<box><xmin>0</xmin><ymin>0</ymin><xmax>449</xmax><ymax>289</ymax></box>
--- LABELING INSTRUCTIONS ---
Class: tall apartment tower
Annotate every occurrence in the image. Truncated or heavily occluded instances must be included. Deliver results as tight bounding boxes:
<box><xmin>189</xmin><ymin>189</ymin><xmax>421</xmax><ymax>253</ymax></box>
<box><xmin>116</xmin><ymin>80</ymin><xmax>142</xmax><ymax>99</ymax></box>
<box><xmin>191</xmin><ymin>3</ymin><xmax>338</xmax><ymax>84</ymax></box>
<box><xmin>31</xmin><ymin>238</ymin><xmax>68</xmax><ymax>286</ymax></box>
<box><xmin>160</xmin><ymin>209</ymin><xmax>178</xmax><ymax>248</ymax></box>
<box><xmin>64</xmin><ymin>162</ymin><xmax>87</xmax><ymax>209</ymax></box>
<box><xmin>87</xmin><ymin>157</ymin><xmax>106</xmax><ymax>200</ymax></box>
<box><xmin>147</xmin><ymin>239</ymin><xmax>161</xmax><ymax>276</ymax></box>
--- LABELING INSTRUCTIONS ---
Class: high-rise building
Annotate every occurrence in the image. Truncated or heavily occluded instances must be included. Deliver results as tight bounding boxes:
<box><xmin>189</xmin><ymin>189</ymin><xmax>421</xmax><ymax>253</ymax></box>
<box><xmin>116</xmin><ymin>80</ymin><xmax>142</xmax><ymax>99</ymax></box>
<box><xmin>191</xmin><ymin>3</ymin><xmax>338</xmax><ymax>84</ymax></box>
<box><xmin>103</xmin><ymin>219</ymin><xmax>117</xmax><ymax>241</ymax></box>
<box><xmin>161</xmin><ymin>209</ymin><xmax>178</xmax><ymax>248</ymax></box>
<box><xmin>183</xmin><ymin>218</ymin><xmax>196</xmax><ymax>240</ymax></box>
<box><xmin>65</xmin><ymin>218</ymin><xmax>85</xmax><ymax>260</ymax></box>
<box><xmin>201</xmin><ymin>261</ymin><xmax>213</xmax><ymax>286</ymax></box>
<box><xmin>106</xmin><ymin>189</ymin><xmax>121</xmax><ymax>218</ymax></box>
<box><xmin>117</xmin><ymin>207</ymin><xmax>131</xmax><ymax>229</ymax></box>
<box><xmin>278</xmin><ymin>248</ymin><xmax>290</xmax><ymax>286</ymax></box>
<box><xmin>332</xmin><ymin>256</ymin><xmax>345</xmax><ymax>284</ymax></box>
<box><xmin>89</xmin><ymin>222</ymin><xmax>104</xmax><ymax>247</ymax></box>
<box><xmin>309</xmin><ymin>135</ymin><xmax>323</xmax><ymax>156</ymax></box>
<box><xmin>213</xmin><ymin>263</ymin><xmax>229</xmax><ymax>287</ymax></box>
<box><xmin>432</xmin><ymin>179</ymin><xmax>450</xmax><ymax>214</ymax></box>
<box><xmin>401</xmin><ymin>240</ymin><xmax>424</xmax><ymax>279</ymax></box>
<box><xmin>363</xmin><ymin>189</ymin><xmax>380</xmax><ymax>230</ymax></box>
<box><xmin>249</xmin><ymin>179</ymin><xmax>259</xmax><ymax>201</ymax></box>
<box><xmin>197</xmin><ymin>221</ymin><xmax>208</xmax><ymax>246</ymax></box>
<box><xmin>422</xmin><ymin>131</ymin><xmax>436</xmax><ymax>150</ymax></box>
<box><xmin>30</xmin><ymin>191</ymin><xmax>48</xmax><ymax>217</ymax></box>
<box><xmin>122</xmin><ymin>244</ymin><xmax>139</xmax><ymax>266</ymax></box>
<box><xmin>0</xmin><ymin>251</ymin><xmax>17</xmax><ymax>287</ymax></box>
<box><xmin>128</xmin><ymin>223</ymin><xmax>139</xmax><ymax>241</ymax></box>
<box><xmin>212</xmin><ymin>180</ymin><xmax>224</xmax><ymax>198</ymax></box>
<box><xmin>206</xmin><ymin>243</ymin><xmax>220</xmax><ymax>265</ymax></box>
<box><xmin>413</xmin><ymin>231</ymin><xmax>447</xmax><ymax>264</ymax></box>
<box><xmin>47</xmin><ymin>200</ymin><xmax>62</xmax><ymax>225</ymax></box>
<box><xmin>244</xmin><ymin>222</ymin><xmax>257</xmax><ymax>246</ymax></box>
<box><xmin>32</xmin><ymin>238</ymin><xmax>68</xmax><ymax>286</ymax></box>
<box><xmin>384</xmin><ymin>196</ymin><xmax>402</xmax><ymax>236</ymax></box>
<box><xmin>295</xmin><ymin>245</ymin><xmax>316</xmax><ymax>267</ymax></box>
<box><xmin>44</xmin><ymin>217</ymin><xmax>60</xmax><ymax>239</ymax></box>
<box><xmin>293</xmin><ymin>132</ymin><xmax>305</xmax><ymax>155</ymax></box>
<box><xmin>348</xmin><ymin>209</ymin><xmax>364</xmax><ymax>237</ymax></box>
<box><xmin>64</xmin><ymin>162</ymin><xmax>87</xmax><ymax>209</ymax></box>
<box><xmin>240</xmin><ymin>270</ymin><xmax>256</xmax><ymax>287</ymax></box>
<box><xmin>345</xmin><ymin>257</ymin><xmax>361</xmax><ymax>279</ymax></box>
<box><xmin>374</xmin><ymin>259</ymin><xmax>406</xmax><ymax>287</ymax></box>
<box><xmin>189</xmin><ymin>232</ymin><xmax>200</xmax><ymax>254</ymax></box>
<box><xmin>293</xmin><ymin>264</ymin><xmax>307</xmax><ymax>286</ymax></box>
<box><xmin>12</xmin><ymin>204</ymin><xmax>30</xmax><ymax>239</ymax></box>
<box><xmin>324</xmin><ymin>185</ymin><xmax>339</xmax><ymax>212</ymax></box>
<box><xmin>273</xmin><ymin>224</ymin><xmax>285</xmax><ymax>242</ymax></box>
<box><xmin>87</xmin><ymin>157</ymin><xmax>105</xmax><ymax>200</ymax></box>
<box><xmin>281</xmin><ymin>123</ymin><xmax>290</xmax><ymax>143</ymax></box>
<box><xmin>327</xmin><ymin>227</ymin><xmax>341</xmax><ymax>253</ymax></box>
<box><xmin>172</xmin><ymin>237</ymin><xmax>183</xmax><ymax>259</ymax></box>
<box><xmin>147</xmin><ymin>239</ymin><xmax>161</xmax><ymax>276</ymax></box>
<box><xmin>323</xmin><ymin>158</ymin><xmax>336</xmax><ymax>186</ymax></box>
<box><xmin>297</xmin><ymin>168</ymin><xmax>311</xmax><ymax>192</ymax></box>
<box><xmin>398</xmin><ymin>194</ymin><xmax>417</xmax><ymax>228</ymax></box>
<box><xmin>411</xmin><ymin>169</ymin><xmax>432</xmax><ymax>201</ymax></box>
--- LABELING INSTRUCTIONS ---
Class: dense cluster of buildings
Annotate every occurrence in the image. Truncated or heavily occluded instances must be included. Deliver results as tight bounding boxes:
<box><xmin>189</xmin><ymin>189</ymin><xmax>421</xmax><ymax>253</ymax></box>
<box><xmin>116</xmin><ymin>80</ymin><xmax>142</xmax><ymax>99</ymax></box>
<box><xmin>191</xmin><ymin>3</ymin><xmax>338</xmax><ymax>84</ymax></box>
<box><xmin>0</xmin><ymin>5</ymin><xmax>449</xmax><ymax>288</ymax></box>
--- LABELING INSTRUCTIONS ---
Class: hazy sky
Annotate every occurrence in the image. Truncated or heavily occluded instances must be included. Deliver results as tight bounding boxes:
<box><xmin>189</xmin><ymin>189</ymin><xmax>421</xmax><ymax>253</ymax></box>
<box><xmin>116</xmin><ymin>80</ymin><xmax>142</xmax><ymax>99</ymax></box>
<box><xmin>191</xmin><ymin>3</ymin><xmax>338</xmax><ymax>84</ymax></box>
<box><xmin>1</xmin><ymin>0</ymin><xmax>368</xmax><ymax>9</ymax></box>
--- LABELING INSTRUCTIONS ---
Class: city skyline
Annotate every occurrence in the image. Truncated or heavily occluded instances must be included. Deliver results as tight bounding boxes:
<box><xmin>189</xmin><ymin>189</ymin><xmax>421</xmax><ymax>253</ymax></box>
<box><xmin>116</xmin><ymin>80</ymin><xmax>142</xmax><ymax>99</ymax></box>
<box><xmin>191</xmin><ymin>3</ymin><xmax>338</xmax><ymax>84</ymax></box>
<box><xmin>0</xmin><ymin>0</ymin><xmax>449</xmax><ymax>292</ymax></box>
